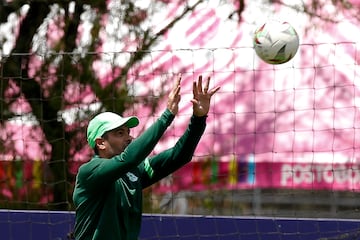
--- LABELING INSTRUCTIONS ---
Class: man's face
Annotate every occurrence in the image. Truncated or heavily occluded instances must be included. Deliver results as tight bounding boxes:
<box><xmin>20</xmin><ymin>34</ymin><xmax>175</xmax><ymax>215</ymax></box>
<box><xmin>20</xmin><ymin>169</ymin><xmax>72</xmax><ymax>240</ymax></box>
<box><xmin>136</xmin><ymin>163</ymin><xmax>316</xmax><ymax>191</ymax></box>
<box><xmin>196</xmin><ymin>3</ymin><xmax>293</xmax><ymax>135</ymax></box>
<box><xmin>101</xmin><ymin>125</ymin><xmax>133</xmax><ymax>158</ymax></box>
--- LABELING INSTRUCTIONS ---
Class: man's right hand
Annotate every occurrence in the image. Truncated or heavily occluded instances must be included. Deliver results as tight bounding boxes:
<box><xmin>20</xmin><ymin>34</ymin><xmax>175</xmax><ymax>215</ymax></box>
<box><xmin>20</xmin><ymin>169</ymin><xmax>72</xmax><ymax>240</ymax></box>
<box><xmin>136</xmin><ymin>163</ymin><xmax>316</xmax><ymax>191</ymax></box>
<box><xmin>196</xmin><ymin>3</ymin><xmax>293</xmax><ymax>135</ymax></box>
<box><xmin>167</xmin><ymin>74</ymin><xmax>182</xmax><ymax>115</ymax></box>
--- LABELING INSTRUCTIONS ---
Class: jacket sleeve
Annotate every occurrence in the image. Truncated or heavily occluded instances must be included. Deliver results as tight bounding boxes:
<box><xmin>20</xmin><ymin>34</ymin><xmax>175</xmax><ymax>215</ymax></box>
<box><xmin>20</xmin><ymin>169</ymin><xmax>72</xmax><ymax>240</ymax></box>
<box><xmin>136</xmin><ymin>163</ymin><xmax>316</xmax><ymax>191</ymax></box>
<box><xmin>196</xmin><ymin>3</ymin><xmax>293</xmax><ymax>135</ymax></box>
<box><xmin>140</xmin><ymin>115</ymin><xmax>207</xmax><ymax>189</ymax></box>
<box><xmin>78</xmin><ymin>109</ymin><xmax>175</xmax><ymax>191</ymax></box>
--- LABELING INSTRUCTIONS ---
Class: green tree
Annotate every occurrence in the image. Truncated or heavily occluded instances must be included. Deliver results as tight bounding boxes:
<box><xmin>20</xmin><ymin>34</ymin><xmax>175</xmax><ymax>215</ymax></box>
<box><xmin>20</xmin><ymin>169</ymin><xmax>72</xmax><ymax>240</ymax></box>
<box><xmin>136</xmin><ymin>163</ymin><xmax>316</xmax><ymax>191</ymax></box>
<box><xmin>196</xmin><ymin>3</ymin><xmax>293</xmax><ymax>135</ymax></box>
<box><xmin>0</xmin><ymin>0</ymin><xmax>208</xmax><ymax>210</ymax></box>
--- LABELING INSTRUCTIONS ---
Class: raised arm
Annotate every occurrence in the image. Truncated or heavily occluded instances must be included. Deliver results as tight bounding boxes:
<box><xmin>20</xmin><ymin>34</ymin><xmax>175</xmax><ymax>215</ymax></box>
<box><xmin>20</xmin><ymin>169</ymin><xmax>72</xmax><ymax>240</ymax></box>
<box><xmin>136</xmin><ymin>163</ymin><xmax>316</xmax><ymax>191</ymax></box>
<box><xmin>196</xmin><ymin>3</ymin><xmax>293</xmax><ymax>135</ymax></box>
<box><xmin>140</xmin><ymin>75</ymin><xmax>220</xmax><ymax>187</ymax></box>
<box><xmin>78</xmin><ymin>74</ymin><xmax>183</xmax><ymax>190</ymax></box>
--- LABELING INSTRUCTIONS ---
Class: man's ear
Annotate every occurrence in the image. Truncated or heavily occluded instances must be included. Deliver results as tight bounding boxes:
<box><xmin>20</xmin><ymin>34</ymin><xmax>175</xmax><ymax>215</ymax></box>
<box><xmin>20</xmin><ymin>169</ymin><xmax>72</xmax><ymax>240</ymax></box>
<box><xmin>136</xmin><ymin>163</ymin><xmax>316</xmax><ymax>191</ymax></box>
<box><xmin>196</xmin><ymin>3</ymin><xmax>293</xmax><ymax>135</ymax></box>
<box><xmin>95</xmin><ymin>138</ymin><xmax>106</xmax><ymax>150</ymax></box>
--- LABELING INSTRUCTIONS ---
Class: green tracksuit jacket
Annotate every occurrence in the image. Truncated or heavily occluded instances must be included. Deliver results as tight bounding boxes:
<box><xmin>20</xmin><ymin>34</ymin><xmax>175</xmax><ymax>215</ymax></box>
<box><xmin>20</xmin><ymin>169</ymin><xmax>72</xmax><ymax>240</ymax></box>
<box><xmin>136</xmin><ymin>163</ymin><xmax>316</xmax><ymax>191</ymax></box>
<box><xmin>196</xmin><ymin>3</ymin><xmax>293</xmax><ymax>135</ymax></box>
<box><xmin>72</xmin><ymin>109</ymin><xmax>207</xmax><ymax>240</ymax></box>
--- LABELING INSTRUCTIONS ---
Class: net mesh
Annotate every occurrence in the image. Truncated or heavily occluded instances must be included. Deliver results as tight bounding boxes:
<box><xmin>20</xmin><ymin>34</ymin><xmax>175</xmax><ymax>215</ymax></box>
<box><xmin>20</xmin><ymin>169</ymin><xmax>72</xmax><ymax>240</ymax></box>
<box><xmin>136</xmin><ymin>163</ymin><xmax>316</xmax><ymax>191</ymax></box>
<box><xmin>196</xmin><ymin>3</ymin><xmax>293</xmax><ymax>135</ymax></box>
<box><xmin>0</xmin><ymin>44</ymin><xmax>359</xmax><ymax>239</ymax></box>
<box><xmin>0</xmin><ymin>42</ymin><xmax>360</xmax><ymax>218</ymax></box>
<box><xmin>1</xmin><ymin>0</ymin><xmax>360</xmax><ymax>239</ymax></box>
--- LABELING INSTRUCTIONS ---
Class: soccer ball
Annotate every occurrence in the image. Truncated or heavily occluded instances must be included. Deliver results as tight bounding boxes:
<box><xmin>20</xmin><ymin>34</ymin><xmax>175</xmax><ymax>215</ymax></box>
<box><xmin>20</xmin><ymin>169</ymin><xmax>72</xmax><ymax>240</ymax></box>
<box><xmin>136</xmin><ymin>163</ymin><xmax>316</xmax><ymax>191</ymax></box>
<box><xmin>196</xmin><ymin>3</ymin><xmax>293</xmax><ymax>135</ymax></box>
<box><xmin>253</xmin><ymin>21</ymin><xmax>299</xmax><ymax>64</ymax></box>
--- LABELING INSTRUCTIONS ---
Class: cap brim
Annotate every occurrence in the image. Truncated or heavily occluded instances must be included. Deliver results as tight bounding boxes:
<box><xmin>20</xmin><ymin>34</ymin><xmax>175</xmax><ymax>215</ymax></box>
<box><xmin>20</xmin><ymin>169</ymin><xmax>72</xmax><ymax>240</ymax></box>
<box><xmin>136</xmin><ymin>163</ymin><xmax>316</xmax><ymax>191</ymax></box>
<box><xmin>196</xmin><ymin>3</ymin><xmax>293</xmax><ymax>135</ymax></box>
<box><xmin>124</xmin><ymin>116</ymin><xmax>139</xmax><ymax>128</ymax></box>
<box><xmin>106</xmin><ymin>116</ymin><xmax>139</xmax><ymax>133</ymax></box>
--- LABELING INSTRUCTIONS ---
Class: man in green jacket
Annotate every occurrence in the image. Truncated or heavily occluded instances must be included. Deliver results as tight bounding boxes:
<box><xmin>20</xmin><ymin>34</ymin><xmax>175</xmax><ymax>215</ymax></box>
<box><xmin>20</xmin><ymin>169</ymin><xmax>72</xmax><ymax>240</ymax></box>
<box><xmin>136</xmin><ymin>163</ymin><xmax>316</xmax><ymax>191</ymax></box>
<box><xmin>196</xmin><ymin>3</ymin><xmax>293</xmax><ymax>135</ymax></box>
<box><xmin>72</xmin><ymin>74</ymin><xmax>220</xmax><ymax>240</ymax></box>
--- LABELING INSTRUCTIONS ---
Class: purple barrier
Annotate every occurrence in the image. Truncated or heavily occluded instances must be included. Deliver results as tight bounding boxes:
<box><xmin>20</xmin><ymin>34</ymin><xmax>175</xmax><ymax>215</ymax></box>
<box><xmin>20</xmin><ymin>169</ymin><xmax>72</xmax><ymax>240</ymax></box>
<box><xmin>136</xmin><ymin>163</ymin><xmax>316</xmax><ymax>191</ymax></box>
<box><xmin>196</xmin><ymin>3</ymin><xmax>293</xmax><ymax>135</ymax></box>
<box><xmin>1</xmin><ymin>210</ymin><xmax>360</xmax><ymax>240</ymax></box>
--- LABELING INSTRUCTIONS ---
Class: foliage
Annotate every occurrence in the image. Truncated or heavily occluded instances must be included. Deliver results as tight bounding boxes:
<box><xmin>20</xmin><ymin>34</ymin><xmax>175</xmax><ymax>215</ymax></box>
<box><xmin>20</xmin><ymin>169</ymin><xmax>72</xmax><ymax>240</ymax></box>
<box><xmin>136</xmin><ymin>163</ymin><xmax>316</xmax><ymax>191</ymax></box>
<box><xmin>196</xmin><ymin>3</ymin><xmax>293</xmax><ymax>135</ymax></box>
<box><xmin>0</xmin><ymin>0</ymin><xmax>209</xmax><ymax>210</ymax></box>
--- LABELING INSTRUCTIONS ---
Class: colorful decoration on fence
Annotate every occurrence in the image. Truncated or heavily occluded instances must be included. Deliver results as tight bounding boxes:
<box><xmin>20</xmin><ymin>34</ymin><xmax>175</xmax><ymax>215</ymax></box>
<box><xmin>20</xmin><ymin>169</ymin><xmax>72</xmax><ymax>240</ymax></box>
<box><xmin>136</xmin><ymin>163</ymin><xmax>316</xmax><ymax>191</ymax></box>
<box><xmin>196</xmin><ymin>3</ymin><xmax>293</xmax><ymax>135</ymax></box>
<box><xmin>0</xmin><ymin>160</ymin><xmax>53</xmax><ymax>205</ymax></box>
<box><xmin>1</xmin><ymin>154</ymin><xmax>359</xmax><ymax>204</ymax></box>
<box><xmin>154</xmin><ymin>154</ymin><xmax>360</xmax><ymax>193</ymax></box>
